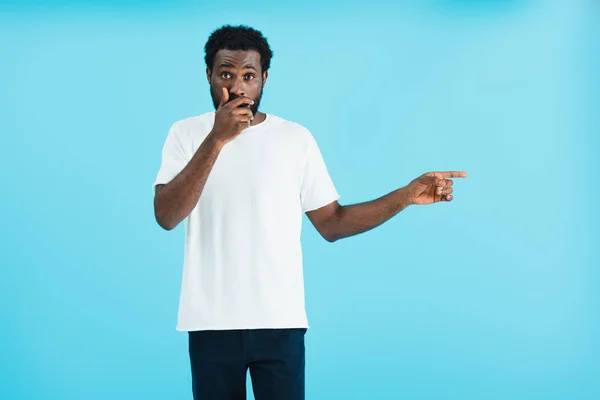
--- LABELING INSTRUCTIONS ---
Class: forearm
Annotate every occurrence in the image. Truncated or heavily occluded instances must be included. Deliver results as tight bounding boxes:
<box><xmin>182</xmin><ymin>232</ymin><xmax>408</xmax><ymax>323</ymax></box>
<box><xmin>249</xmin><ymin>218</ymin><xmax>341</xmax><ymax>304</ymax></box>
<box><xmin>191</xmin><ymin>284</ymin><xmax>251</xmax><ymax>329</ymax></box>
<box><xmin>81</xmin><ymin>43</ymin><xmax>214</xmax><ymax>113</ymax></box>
<box><xmin>329</xmin><ymin>186</ymin><xmax>412</xmax><ymax>241</ymax></box>
<box><xmin>154</xmin><ymin>134</ymin><xmax>224</xmax><ymax>230</ymax></box>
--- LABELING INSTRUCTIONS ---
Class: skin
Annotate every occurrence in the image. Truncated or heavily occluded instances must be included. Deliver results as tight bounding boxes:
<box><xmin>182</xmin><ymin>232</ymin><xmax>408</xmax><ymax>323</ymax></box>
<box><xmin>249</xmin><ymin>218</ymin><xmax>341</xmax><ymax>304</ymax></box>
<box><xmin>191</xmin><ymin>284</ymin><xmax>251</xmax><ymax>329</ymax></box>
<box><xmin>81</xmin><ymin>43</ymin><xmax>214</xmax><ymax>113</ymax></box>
<box><xmin>154</xmin><ymin>49</ymin><xmax>468</xmax><ymax>238</ymax></box>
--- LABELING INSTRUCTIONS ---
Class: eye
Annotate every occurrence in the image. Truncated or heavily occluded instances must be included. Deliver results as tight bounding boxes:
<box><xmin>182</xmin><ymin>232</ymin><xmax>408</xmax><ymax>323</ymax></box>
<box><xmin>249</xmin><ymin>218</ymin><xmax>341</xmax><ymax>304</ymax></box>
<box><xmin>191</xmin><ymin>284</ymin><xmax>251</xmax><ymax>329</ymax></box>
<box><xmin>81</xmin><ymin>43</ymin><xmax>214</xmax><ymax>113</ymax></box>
<box><xmin>220</xmin><ymin>72</ymin><xmax>231</xmax><ymax>79</ymax></box>
<box><xmin>245</xmin><ymin>74</ymin><xmax>255</xmax><ymax>80</ymax></box>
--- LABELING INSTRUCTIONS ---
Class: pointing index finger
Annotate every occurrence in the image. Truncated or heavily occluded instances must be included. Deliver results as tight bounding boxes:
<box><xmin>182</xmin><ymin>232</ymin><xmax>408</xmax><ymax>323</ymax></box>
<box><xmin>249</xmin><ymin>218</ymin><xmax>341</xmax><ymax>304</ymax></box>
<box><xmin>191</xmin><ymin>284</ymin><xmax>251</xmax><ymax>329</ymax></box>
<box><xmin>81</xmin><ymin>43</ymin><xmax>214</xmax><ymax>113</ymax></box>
<box><xmin>440</xmin><ymin>171</ymin><xmax>468</xmax><ymax>179</ymax></box>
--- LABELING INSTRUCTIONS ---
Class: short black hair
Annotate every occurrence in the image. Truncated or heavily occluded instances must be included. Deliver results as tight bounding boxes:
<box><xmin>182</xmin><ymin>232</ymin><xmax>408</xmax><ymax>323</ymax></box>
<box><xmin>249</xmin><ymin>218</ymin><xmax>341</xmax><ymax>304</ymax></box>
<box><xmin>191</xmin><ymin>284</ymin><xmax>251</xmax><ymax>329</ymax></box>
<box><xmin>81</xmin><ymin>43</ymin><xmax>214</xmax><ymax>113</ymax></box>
<box><xmin>204</xmin><ymin>25</ymin><xmax>273</xmax><ymax>73</ymax></box>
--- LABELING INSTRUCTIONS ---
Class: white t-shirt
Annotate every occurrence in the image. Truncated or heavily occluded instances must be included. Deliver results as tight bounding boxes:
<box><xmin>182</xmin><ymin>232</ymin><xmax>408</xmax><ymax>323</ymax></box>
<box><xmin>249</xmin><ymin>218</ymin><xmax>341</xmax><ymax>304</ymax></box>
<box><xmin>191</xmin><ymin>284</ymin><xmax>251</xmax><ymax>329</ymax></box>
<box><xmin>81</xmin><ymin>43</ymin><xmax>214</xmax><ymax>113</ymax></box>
<box><xmin>153</xmin><ymin>112</ymin><xmax>340</xmax><ymax>331</ymax></box>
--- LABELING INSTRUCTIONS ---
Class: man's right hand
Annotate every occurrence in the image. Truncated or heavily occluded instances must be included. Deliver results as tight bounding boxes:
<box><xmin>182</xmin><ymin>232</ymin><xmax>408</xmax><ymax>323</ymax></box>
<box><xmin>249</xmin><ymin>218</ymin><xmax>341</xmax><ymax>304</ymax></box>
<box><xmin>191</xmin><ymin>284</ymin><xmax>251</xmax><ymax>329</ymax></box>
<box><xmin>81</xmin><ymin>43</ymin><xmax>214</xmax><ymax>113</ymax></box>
<box><xmin>209</xmin><ymin>87</ymin><xmax>255</xmax><ymax>146</ymax></box>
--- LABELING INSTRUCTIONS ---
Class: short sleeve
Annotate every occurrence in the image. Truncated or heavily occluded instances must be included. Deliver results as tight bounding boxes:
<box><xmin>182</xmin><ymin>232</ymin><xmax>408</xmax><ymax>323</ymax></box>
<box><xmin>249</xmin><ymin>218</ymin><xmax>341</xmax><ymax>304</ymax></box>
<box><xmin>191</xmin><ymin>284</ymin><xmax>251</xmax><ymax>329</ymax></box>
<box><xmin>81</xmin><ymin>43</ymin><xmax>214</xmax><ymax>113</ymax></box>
<box><xmin>153</xmin><ymin>123</ymin><xmax>189</xmax><ymax>194</ymax></box>
<box><xmin>300</xmin><ymin>132</ymin><xmax>340</xmax><ymax>212</ymax></box>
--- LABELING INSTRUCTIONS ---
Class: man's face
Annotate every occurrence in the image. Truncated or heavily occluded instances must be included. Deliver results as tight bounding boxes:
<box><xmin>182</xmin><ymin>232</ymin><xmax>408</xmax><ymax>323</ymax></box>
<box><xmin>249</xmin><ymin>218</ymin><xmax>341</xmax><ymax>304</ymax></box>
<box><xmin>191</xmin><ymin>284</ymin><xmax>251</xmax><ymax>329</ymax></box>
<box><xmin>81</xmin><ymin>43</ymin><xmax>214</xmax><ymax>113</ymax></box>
<box><xmin>207</xmin><ymin>49</ymin><xmax>268</xmax><ymax>116</ymax></box>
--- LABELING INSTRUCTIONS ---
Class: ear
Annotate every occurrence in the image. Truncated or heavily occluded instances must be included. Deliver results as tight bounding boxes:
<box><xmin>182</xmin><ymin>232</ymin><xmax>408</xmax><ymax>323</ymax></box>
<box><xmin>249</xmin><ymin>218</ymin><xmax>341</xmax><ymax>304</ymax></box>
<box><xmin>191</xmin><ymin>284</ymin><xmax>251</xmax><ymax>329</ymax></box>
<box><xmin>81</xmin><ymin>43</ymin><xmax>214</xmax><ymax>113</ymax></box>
<box><xmin>206</xmin><ymin>67</ymin><xmax>211</xmax><ymax>84</ymax></box>
<box><xmin>262</xmin><ymin>70</ymin><xmax>268</xmax><ymax>88</ymax></box>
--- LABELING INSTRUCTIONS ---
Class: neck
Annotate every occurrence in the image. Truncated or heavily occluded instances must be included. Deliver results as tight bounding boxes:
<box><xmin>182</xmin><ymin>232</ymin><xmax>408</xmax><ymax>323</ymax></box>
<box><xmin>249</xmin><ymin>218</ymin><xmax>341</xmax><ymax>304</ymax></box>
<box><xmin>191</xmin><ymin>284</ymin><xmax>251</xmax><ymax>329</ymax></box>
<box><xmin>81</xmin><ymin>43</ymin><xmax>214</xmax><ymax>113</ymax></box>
<box><xmin>251</xmin><ymin>111</ymin><xmax>267</xmax><ymax>126</ymax></box>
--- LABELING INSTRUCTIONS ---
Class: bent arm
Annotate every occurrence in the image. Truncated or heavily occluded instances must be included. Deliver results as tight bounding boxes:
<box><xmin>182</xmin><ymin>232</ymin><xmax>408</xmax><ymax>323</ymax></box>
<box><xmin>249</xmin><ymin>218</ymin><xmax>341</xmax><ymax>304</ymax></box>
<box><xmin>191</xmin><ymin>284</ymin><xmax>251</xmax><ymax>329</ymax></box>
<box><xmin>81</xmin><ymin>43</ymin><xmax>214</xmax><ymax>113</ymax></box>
<box><xmin>154</xmin><ymin>135</ymin><xmax>224</xmax><ymax>230</ymax></box>
<box><xmin>306</xmin><ymin>186</ymin><xmax>412</xmax><ymax>242</ymax></box>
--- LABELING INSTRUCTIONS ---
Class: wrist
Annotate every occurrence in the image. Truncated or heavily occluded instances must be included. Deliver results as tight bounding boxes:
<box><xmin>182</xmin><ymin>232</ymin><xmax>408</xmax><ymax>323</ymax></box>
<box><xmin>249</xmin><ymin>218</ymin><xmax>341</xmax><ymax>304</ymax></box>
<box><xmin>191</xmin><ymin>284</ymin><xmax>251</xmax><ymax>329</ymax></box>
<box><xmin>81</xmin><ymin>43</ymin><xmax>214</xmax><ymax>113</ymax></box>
<box><xmin>206</xmin><ymin>130</ymin><xmax>226</xmax><ymax>150</ymax></box>
<box><xmin>397</xmin><ymin>186</ymin><xmax>413</xmax><ymax>208</ymax></box>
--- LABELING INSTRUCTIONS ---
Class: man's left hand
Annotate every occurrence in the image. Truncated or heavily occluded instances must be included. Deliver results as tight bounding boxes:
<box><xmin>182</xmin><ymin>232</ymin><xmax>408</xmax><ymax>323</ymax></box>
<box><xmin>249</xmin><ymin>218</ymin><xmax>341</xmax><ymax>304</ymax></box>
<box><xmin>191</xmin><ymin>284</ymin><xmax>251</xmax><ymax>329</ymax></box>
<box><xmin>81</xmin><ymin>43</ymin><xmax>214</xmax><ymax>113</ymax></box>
<box><xmin>407</xmin><ymin>171</ymin><xmax>468</xmax><ymax>205</ymax></box>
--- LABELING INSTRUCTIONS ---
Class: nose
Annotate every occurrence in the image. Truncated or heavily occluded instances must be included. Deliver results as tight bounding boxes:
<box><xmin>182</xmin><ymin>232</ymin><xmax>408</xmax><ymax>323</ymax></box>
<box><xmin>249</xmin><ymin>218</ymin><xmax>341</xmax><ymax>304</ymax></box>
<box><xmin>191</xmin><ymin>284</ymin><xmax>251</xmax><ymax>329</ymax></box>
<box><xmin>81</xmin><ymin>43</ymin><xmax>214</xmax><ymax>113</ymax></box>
<box><xmin>230</xmin><ymin>77</ymin><xmax>246</xmax><ymax>97</ymax></box>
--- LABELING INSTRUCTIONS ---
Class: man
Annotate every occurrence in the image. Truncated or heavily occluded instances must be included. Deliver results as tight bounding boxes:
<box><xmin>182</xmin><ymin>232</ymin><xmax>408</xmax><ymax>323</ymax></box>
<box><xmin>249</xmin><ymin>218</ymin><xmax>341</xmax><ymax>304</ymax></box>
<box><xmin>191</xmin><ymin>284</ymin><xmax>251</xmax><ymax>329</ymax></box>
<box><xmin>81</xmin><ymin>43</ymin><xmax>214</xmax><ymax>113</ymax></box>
<box><xmin>153</xmin><ymin>24</ymin><xmax>467</xmax><ymax>400</ymax></box>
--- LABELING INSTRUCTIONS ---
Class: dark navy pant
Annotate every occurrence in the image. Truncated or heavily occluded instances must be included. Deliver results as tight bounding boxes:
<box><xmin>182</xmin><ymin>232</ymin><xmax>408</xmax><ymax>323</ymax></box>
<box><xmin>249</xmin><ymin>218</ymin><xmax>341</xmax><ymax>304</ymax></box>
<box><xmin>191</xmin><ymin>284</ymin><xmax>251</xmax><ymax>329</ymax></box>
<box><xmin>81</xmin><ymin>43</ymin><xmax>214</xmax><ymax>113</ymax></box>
<box><xmin>188</xmin><ymin>328</ymin><xmax>307</xmax><ymax>400</ymax></box>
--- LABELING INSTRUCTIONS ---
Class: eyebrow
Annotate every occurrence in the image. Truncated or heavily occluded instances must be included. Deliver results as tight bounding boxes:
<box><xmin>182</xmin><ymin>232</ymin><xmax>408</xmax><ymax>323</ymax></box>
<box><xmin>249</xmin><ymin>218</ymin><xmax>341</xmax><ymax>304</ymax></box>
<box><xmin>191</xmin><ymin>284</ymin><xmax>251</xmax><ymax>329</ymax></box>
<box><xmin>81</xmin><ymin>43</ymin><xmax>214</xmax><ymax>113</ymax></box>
<box><xmin>218</xmin><ymin>63</ymin><xmax>258</xmax><ymax>72</ymax></box>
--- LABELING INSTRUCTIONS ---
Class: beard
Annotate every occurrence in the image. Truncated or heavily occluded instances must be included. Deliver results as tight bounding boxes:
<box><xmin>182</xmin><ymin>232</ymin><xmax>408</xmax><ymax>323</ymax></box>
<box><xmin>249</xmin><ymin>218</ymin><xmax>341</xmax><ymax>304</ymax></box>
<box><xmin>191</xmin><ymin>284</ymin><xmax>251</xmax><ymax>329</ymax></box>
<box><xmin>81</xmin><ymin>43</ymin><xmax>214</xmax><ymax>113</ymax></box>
<box><xmin>210</xmin><ymin>86</ymin><xmax>263</xmax><ymax>117</ymax></box>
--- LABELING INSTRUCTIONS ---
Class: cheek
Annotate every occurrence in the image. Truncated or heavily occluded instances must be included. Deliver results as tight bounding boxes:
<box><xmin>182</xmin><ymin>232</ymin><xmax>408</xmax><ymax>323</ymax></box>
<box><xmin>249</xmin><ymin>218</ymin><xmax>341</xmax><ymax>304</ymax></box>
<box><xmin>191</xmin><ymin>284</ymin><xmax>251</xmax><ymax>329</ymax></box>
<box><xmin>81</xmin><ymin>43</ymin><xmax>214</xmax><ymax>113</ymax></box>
<box><xmin>211</xmin><ymin>77</ymin><xmax>223</xmax><ymax>87</ymax></box>
<box><xmin>210</xmin><ymin>85</ymin><xmax>223</xmax><ymax>101</ymax></box>
<box><xmin>246</xmin><ymin>79</ymin><xmax>263</xmax><ymax>92</ymax></box>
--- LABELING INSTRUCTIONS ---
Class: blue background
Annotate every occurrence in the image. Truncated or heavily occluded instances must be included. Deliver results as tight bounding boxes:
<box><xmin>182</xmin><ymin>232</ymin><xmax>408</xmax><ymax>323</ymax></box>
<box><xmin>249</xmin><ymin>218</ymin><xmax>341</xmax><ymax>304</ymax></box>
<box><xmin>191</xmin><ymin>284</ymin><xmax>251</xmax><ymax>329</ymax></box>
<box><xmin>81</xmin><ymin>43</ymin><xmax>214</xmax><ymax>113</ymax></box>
<box><xmin>1</xmin><ymin>0</ymin><xmax>598</xmax><ymax>399</ymax></box>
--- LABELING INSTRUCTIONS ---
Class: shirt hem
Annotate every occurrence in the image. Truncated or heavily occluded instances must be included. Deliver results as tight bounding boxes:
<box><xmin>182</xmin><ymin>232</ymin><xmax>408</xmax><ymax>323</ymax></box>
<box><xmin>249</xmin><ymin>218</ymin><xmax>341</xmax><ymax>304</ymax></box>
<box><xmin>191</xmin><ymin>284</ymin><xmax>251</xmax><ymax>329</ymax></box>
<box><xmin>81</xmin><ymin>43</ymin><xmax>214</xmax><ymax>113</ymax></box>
<box><xmin>302</xmin><ymin>194</ymin><xmax>341</xmax><ymax>213</ymax></box>
<box><xmin>176</xmin><ymin>323</ymin><xmax>311</xmax><ymax>332</ymax></box>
